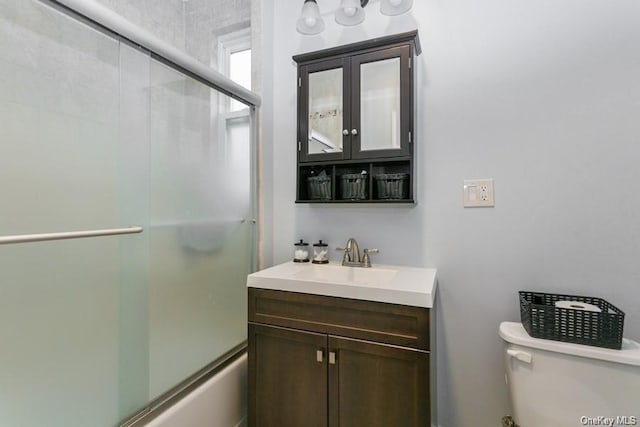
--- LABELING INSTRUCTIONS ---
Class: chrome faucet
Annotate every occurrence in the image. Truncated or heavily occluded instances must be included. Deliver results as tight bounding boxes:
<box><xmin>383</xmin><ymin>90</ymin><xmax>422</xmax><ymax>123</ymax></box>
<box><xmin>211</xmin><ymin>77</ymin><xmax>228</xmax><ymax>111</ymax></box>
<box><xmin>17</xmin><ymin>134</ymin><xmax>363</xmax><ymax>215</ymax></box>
<box><xmin>337</xmin><ymin>238</ymin><xmax>379</xmax><ymax>268</ymax></box>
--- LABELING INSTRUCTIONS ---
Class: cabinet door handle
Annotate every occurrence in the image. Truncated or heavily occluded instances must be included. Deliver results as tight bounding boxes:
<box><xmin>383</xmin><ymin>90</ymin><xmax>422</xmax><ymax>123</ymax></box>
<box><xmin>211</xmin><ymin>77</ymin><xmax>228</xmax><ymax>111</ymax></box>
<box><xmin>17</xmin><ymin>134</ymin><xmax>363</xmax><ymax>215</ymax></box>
<box><xmin>342</xmin><ymin>129</ymin><xmax>349</xmax><ymax>136</ymax></box>
<box><xmin>329</xmin><ymin>351</ymin><xmax>336</xmax><ymax>365</ymax></box>
<box><xmin>316</xmin><ymin>350</ymin><xmax>324</xmax><ymax>363</ymax></box>
<box><xmin>351</xmin><ymin>129</ymin><xmax>358</xmax><ymax>136</ymax></box>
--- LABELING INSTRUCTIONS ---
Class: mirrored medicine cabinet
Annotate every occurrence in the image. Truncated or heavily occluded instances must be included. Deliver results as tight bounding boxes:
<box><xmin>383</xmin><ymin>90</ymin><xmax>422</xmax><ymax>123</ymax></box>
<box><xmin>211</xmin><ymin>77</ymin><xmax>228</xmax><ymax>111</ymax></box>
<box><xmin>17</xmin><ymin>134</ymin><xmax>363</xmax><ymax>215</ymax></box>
<box><xmin>294</xmin><ymin>31</ymin><xmax>421</xmax><ymax>203</ymax></box>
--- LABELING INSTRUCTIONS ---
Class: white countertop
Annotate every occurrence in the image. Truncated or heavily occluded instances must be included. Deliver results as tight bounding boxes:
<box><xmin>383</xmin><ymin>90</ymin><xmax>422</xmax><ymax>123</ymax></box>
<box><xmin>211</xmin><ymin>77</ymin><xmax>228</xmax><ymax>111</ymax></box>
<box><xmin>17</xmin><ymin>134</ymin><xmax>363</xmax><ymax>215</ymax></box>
<box><xmin>246</xmin><ymin>261</ymin><xmax>437</xmax><ymax>308</ymax></box>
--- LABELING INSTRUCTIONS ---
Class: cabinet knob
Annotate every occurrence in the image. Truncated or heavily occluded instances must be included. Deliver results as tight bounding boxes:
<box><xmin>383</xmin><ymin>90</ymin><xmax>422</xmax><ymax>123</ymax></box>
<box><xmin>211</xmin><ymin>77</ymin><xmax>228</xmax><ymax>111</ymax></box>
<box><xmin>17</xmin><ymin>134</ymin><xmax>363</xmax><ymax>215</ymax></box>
<box><xmin>351</xmin><ymin>129</ymin><xmax>358</xmax><ymax>136</ymax></box>
<box><xmin>342</xmin><ymin>129</ymin><xmax>349</xmax><ymax>136</ymax></box>
<box><xmin>329</xmin><ymin>351</ymin><xmax>336</xmax><ymax>365</ymax></box>
<box><xmin>316</xmin><ymin>350</ymin><xmax>324</xmax><ymax>363</ymax></box>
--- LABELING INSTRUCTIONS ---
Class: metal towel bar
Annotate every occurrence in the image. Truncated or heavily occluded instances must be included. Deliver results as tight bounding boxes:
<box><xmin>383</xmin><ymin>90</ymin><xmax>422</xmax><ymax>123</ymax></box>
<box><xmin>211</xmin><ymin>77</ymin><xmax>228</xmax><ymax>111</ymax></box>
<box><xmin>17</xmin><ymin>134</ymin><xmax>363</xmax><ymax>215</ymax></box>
<box><xmin>0</xmin><ymin>226</ymin><xmax>143</xmax><ymax>245</ymax></box>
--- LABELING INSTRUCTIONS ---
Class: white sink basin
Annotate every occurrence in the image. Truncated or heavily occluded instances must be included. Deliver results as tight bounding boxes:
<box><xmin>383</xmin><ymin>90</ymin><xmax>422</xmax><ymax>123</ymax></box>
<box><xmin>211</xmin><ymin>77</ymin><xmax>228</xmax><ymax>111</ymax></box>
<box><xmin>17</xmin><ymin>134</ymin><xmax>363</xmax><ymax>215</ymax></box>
<box><xmin>293</xmin><ymin>263</ymin><xmax>398</xmax><ymax>287</ymax></box>
<box><xmin>247</xmin><ymin>261</ymin><xmax>437</xmax><ymax>308</ymax></box>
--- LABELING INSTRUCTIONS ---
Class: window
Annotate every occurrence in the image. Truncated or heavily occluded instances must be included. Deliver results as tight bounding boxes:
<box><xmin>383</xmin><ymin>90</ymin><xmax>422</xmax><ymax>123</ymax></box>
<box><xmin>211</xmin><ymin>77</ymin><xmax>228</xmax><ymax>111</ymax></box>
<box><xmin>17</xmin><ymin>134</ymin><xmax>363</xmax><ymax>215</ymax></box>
<box><xmin>229</xmin><ymin>48</ymin><xmax>251</xmax><ymax>111</ymax></box>
<box><xmin>216</xmin><ymin>28</ymin><xmax>252</xmax><ymax>169</ymax></box>
<box><xmin>218</xmin><ymin>28</ymin><xmax>252</xmax><ymax>112</ymax></box>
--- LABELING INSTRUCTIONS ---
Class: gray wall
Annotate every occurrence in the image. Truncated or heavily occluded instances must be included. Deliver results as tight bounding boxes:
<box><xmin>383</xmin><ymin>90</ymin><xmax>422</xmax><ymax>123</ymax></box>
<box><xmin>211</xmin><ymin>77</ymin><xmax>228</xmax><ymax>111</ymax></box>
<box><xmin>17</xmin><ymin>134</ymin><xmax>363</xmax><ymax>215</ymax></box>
<box><xmin>261</xmin><ymin>0</ymin><xmax>640</xmax><ymax>425</ymax></box>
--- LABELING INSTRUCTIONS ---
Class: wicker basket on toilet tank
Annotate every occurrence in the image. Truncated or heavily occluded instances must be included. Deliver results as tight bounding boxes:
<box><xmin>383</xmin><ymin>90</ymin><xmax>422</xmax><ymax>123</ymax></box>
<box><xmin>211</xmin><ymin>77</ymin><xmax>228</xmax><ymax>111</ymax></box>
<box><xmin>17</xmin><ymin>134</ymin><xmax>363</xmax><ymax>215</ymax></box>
<box><xmin>519</xmin><ymin>291</ymin><xmax>624</xmax><ymax>349</ymax></box>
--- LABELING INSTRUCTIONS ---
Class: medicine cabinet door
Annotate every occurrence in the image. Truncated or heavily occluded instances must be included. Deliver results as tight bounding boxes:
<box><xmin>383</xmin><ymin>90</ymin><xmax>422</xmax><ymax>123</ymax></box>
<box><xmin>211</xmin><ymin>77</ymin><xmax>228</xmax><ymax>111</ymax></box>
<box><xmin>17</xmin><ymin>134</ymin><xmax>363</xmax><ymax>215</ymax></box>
<box><xmin>299</xmin><ymin>58</ymin><xmax>350</xmax><ymax>162</ymax></box>
<box><xmin>350</xmin><ymin>45</ymin><xmax>412</xmax><ymax>160</ymax></box>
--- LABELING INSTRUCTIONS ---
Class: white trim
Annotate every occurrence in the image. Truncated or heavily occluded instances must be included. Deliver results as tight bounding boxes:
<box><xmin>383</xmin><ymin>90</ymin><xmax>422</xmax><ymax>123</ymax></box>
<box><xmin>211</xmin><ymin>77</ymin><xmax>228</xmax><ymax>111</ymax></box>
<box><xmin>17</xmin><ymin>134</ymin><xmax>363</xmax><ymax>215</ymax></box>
<box><xmin>223</xmin><ymin>109</ymin><xmax>252</xmax><ymax>121</ymax></box>
<box><xmin>218</xmin><ymin>27</ymin><xmax>252</xmax><ymax>79</ymax></box>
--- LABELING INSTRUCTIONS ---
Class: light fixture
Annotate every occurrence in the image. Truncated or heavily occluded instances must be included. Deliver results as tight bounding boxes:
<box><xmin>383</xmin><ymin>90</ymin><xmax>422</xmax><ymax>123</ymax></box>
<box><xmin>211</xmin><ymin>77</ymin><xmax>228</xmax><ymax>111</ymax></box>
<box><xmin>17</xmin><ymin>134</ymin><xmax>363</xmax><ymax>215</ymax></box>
<box><xmin>296</xmin><ymin>0</ymin><xmax>325</xmax><ymax>35</ymax></box>
<box><xmin>380</xmin><ymin>0</ymin><xmax>413</xmax><ymax>16</ymax></box>
<box><xmin>296</xmin><ymin>0</ymin><xmax>413</xmax><ymax>35</ymax></box>
<box><xmin>335</xmin><ymin>0</ymin><xmax>366</xmax><ymax>26</ymax></box>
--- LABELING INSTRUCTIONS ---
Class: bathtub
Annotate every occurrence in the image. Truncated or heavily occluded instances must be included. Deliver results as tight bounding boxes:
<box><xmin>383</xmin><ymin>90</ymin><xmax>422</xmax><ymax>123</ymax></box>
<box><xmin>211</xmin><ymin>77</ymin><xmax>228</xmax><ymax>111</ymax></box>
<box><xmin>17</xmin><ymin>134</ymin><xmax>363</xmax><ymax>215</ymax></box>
<box><xmin>145</xmin><ymin>354</ymin><xmax>247</xmax><ymax>427</ymax></box>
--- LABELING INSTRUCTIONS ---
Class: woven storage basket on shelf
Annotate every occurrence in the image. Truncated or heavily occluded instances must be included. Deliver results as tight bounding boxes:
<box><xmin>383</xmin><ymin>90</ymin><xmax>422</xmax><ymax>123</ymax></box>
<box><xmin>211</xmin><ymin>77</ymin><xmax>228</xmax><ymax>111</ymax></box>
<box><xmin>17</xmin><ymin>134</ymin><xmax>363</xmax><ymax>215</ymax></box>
<box><xmin>519</xmin><ymin>291</ymin><xmax>624</xmax><ymax>349</ymax></box>
<box><xmin>340</xmin><ymin>173</ymin><xmax>367</xmax><ymax>200</ymax></box>
<box><xmin>307</xmin><ymin>176</ymin><xmax>332</xmax><ymax>200</ymax></box>
<box><xmin>374</xmin><ymin>173</ymin><xmax>408</xmax><ymax>199</ymax></box>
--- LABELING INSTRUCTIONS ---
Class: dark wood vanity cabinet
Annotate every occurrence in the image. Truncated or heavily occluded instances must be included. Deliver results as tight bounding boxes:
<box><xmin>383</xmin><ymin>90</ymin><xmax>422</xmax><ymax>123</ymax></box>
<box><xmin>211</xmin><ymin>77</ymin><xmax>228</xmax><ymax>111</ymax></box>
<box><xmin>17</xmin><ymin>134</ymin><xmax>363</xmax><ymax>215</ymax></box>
<box><xmin>248</xmin><ymin>288</ymin><xmax>431</xmax><ymax>427</ymax></box>
<box><xmin>250</xmin><ymin>325</ymin><xmax>328</xmax><ymax>427</ymax></box>
<box><xmin>294</xmin><ymin>31</ymin><xmax>421</xmax><ymax>203</ymax></box>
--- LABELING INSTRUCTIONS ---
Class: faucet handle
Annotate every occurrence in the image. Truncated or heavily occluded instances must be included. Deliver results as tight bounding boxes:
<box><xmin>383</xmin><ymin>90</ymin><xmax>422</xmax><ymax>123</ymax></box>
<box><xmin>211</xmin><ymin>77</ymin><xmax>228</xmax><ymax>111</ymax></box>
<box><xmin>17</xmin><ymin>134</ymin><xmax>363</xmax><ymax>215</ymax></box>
<box><xmin>336</xmin><ymin>247</ymin><xmax>350</xmax><ymax>265</ymax></box>
<box><xmin>362</xmin><ymin>248</ymin><xmax>379</xmax><ymax>268</ymax></box>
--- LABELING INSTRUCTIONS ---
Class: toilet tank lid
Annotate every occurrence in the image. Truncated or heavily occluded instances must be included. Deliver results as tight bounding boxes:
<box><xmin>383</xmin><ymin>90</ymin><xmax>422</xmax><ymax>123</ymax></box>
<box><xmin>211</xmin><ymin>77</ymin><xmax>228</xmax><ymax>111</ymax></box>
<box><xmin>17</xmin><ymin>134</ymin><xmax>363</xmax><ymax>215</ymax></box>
<box><xmin>499</xmin><ymin>322</ymin><xmax>640</xmax><ymax>367</ymax></box>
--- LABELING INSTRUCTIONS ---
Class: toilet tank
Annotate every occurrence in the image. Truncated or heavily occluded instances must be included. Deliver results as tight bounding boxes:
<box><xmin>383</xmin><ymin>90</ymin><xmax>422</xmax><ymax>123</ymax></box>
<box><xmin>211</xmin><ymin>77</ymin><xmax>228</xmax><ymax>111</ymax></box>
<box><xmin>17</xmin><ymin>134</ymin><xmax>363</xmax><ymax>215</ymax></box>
<box><xmin>500</xmin><ymin>322</ymin><xmax>640</xmax><ymax>427</ymax></box>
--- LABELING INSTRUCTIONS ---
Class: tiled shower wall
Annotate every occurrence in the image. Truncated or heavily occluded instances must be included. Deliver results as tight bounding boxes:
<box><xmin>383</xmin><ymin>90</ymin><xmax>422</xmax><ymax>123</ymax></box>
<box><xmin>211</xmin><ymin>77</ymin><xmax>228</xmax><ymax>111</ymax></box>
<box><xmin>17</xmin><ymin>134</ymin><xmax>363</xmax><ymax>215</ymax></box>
<box><xmin>94</xmin><ymin>0</ymin><xmax>253</xmax><ymax>70</ymax></box>
<box><xmin>95</xmin><ymin>0</ymin><xmax>186</xmax><ymax>51</ymax></box>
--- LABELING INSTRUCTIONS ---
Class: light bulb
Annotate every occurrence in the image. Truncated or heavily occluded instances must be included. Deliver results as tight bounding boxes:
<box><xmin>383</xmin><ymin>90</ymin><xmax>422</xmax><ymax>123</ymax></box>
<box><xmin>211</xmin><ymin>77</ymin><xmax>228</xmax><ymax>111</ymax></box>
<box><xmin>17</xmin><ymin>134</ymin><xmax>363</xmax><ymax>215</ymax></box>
<box><xmin>343</xmin><ymin>7</ymin><xmax>356</xmax><ymax>17</ymax></box>
<box><xmin>305</xmin><ymin>16</ymin><xmax>317</xmax><ymax>26</ymax></box>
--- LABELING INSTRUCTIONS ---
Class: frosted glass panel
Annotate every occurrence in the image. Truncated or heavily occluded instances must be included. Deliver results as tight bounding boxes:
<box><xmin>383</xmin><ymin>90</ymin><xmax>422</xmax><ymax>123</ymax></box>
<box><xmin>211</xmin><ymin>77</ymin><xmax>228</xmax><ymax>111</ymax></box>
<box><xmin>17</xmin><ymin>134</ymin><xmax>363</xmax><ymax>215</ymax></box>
<box><xmin>0</xmin><ymin>240</ymin><xmax>131</xmax><ymax>427</ymax></box>
<box><xmin>308</xmin><ymin>68</ymin><xmax>343</xmax><ymax>154</ymax></box>
<box><xmin>360</xmin><ymin>58</ymin><xmax>401</xmax><ymax>151</ymax></box>
<box><xmin>0</xmin><ymin>1</ymin><xmax>125</xmax><ymax>425</ymax></box>
<box><xmin>148</xmin><ymin>60</ymin><xmax>252</xmax><ymax>398</ymax></box>
<box><xmin>117</xmin><ymin>43</ymin><xmax>152</xmax><ymax>418</ymax></box>
<box><xmin>0</xmin><ymin>1</ymin><xmax>120</xmax><ymax>235</ymax></box>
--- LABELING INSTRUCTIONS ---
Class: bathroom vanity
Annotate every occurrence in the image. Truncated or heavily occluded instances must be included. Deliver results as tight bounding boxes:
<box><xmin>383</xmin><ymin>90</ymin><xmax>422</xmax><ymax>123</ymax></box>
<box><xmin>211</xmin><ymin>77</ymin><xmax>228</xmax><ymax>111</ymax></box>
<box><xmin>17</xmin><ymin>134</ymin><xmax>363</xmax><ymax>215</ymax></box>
<box><xmin>246</xmin><ymin>262</ymin><xmax>437</xmax><ymax>427</ymax></box>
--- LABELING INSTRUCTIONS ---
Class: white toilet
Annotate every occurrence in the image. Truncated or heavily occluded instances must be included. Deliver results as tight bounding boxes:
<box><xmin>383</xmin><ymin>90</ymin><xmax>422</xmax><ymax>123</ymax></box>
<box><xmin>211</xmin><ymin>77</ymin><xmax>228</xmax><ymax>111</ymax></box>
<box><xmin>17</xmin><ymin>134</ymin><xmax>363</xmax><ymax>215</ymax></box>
<box><xmin>500</xmin><ymin>321</ymin><xmax>640</xmax><ymax>426</ymax></box>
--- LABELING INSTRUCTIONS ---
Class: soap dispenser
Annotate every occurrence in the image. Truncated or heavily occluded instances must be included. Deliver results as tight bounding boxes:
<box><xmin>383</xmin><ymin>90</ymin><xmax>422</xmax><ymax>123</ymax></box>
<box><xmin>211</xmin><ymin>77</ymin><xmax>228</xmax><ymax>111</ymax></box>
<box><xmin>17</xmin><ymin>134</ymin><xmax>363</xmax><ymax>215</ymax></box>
<box><xmin>293</xmin><ymin>239</ymin><xmax>310</xmax><ymax>263</ymax></box>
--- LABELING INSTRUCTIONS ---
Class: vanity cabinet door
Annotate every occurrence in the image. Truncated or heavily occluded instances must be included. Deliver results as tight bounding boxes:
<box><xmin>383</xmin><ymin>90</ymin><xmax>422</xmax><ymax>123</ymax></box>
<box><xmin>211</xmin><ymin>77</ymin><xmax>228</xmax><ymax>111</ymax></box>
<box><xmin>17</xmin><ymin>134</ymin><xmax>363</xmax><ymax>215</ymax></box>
<box><xmin>299</xmin><ymin>58</ymin><xmax>350</xmax><ymax>163</ymax></box>
<box><xmin>328</xmin><ymin>336</ymin><xmax>429</xmax><ymax>427</ymax></box>
<box><xmin>248</xmin><ymin>324</ymin><xmax>328</xmax><ymax>427</ymax></box>
<box><xmin>349</xmin><ymin>45</ymin><xmax>412</xmax><ymax>160</ymax></box>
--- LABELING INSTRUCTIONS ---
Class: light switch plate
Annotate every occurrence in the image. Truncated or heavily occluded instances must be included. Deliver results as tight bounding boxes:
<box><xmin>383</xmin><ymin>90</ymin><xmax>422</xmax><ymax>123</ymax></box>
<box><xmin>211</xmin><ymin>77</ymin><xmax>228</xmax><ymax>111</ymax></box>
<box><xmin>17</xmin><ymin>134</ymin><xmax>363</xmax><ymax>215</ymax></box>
<box><xmin>463</xmin><ymin>179</ymin><xmax>494</xmax><ymax>207</ymax></box>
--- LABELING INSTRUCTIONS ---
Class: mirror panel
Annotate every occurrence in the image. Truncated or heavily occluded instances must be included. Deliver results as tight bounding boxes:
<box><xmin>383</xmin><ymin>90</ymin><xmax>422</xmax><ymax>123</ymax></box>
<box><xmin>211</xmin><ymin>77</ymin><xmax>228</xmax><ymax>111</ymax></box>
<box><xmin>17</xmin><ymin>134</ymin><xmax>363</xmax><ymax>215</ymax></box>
<box><xmin>308</xmin><ymin>67</ymin><xmax>343</xmax><ymax>155</ymax></box>
<box><xmin>360</xmin><ymin>57</ymin><xmax>401</xmax><ymax>151</ymax></box>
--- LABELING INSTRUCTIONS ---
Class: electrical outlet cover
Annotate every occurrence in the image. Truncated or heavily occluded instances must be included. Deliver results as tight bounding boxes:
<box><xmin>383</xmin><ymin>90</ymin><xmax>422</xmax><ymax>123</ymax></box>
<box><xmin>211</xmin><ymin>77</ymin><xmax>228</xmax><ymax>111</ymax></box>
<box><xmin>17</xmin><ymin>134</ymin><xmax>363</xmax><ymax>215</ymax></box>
<box><xmin>463</xmin><ymin>179</ymin><xmax>495</xmax><ymax>207</ymax></box>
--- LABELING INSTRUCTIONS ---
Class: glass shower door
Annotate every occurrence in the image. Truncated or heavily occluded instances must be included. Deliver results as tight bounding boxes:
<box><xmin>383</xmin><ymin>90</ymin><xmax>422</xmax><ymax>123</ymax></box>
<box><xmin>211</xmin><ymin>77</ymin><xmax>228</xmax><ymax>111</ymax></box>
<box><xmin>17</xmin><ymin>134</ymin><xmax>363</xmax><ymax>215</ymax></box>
<box><xmin>147</xmin><ymin>58</ymin><xmax>254</xmax><ymax>399</ymax></box>
<box><xmin>0</xmin><ymin>1</ymin><xmax>256</xmax><ymax>426</ymax></box>
<box><xmin>0</xmin><ymin>1</ymin><xmax>130</xmax><ymax>425</ymax></box>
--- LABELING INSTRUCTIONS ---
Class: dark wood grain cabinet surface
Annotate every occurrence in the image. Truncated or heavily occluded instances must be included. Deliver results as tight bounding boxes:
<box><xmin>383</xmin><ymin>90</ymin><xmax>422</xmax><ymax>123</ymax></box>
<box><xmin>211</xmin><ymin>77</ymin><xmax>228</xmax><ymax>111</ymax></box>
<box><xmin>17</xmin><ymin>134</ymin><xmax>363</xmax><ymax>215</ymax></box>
<box><xmin>250</xmin><ymin>325</ymin><xmax>328</xmax><ymax>427</ymax></box>
<box><xmin>294</xmin><ymin>31</ymin><xmax>421</xmax><ymax>203</ymax></box>
<box><xmin>248</xmin><ymin>288</ymin><xmax>432</xmax><ymax>427</ymax></box>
